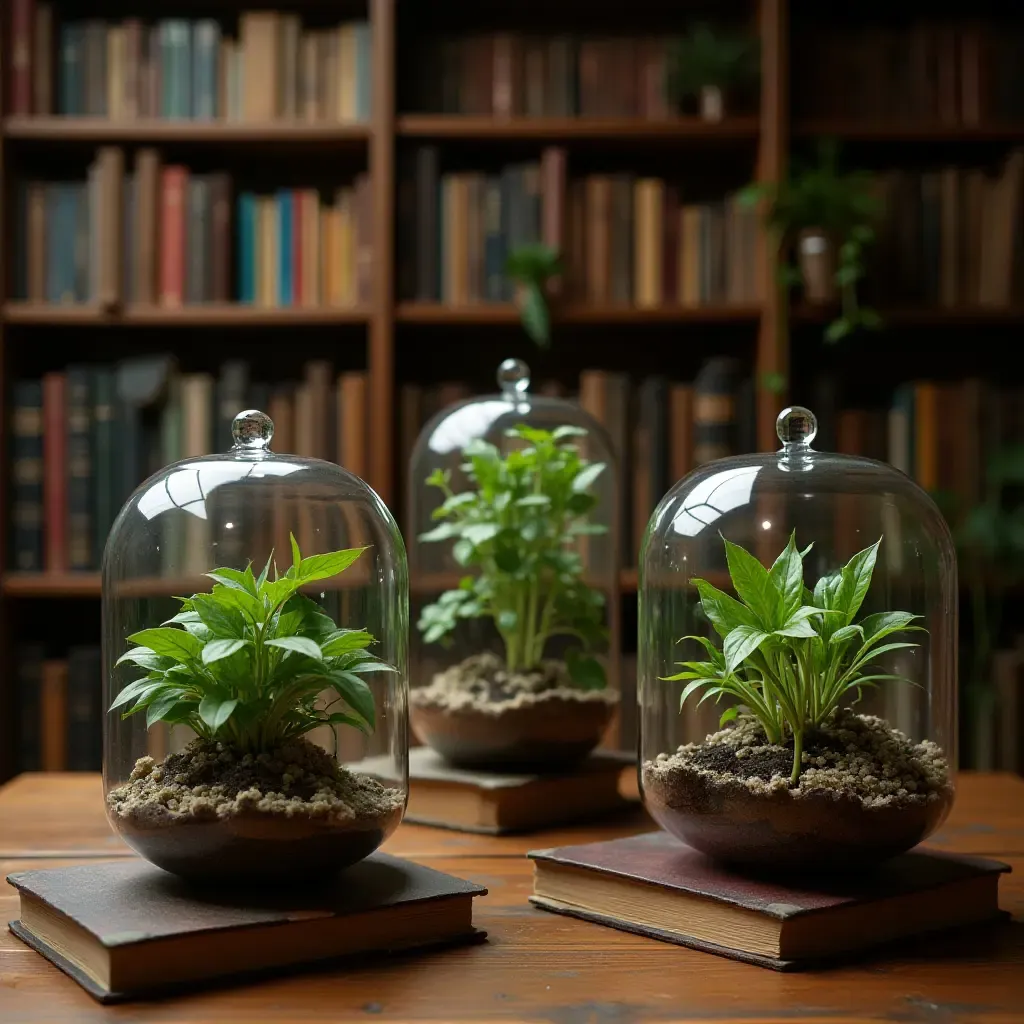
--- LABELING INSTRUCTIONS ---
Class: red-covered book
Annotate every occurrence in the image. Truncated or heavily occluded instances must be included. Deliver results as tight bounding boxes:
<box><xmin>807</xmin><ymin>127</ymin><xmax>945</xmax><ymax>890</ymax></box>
<box><xmin>41</xmin><ymin>372</ymin><xmax>67</xmax><ymax>573</ymax></box>
<box><xmin>10</xmin><ymin>0</ymin><xmax>34</xmax><ymax>115</ymax></box>
<box><xmin>159</xmin><ymin>166</ymin><xmax>188</xmax><ymax>307</ymax></box>
<box><xmin>529</xmin><ymin>831</ymin><xmax>1009</xmax><ymax>970</ymax></box>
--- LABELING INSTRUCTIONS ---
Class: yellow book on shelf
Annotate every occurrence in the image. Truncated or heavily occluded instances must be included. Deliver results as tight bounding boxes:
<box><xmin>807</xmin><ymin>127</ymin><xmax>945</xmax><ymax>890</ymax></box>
<box><xmin>321</xmin><ymin>201</ymin><xmax>337</xmax><ymax>306</ymax></box>
<box><xmin>107</xmin><ymin>27</ymin><xmax>126</xmax><ymax>120</ymax></box>
<box><xmin>634</xmin><ymin>178</ymin><xmax>663</xmax><ymax>308</ymax></box>
<box><xmin>301</xmin><ymin>190</ymin><xmax>320</xmax><ymax>307</ymax></box>
<box><xmin>257</xmin><ymin>196</ymin><xmax>277</xmax><ymax>308</ymax></box>
<box><xmin>337</xmin><ymin>24</ymin><xmax>356</xmax><ymax>122</ymax></box>
<box><xmin>240</xmin><ymin>12</ymin><xmax>279</xmax><ymax>120</ymax></box>
<box><xmin>679</xmin><ymin>205</ymin><xmax>702</xmax><ymax>307</ymax></box>
<box><xmin>336</xmin><ymin>188</ymin><xmax>356</xmax><ymax>307</ymax></box>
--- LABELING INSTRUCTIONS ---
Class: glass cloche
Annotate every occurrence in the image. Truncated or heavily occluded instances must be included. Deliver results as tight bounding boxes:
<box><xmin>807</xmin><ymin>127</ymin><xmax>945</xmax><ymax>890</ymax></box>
<box><xmin>407</xmin><ymin>358</ymin><xmax>619</xmax><ymax>770</ymax></box>
<box><xmin>638</xmin><ymin>407</ymin><xmax>957</xmax><ymax>870</ymax></box>
<box><xmin>102</xmin><ymin>410</ymin><xmax>408</xmax><ymax>883</ymax></box>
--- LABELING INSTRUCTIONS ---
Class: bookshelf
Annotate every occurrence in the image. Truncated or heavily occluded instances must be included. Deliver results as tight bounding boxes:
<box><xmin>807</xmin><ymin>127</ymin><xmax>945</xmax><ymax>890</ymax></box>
<box><xmin>4</xmin><ymin>0</ymin><xmax>1024</xmax><ymax>780</ymax></box>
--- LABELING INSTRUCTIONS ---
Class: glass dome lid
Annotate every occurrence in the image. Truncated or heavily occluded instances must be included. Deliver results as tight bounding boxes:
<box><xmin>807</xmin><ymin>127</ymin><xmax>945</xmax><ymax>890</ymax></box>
<box><xmin>638</xmin><ymin>406</ymin><xmax>957</xmax><ymax>870</ymax></box>
<box><xmin>406</xmin><ymin>359</ymin><xmax>621</xmax><ymax>770</ymax></box>
<box><xmin>101</xmin><ymin>410</ymin><xmax>409</xmax><ymax>883</ymax></box>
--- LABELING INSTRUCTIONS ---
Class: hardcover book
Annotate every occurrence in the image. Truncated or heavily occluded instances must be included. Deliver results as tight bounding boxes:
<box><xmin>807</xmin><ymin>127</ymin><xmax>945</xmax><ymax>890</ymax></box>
<box><xmin>529</xmin><ymin>831</ymin><xmax>1010</xmax><ymax>970</ymax></box>
<box><xmin>399</xmin><ymin>747</ymin><xmax>634</xmax><ymax>834</ymax></box>
<box><xmin>8</xmin><ymin>854</ymin><xmax>487</xmax><ymax>1003</ymax></box>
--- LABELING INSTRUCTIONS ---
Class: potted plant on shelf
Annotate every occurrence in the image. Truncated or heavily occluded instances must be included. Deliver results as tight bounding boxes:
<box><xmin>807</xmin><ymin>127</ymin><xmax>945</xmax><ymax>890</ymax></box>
<box><xmin>411</xmin><ymin>424</ymin><xmax>617</xmax><ymax>769</ymax></box>
<box><xmin>667</xmin><ymin>23</ymin><xmax>760</xmax><ymax>122</ymax></box>
<box><xmin>107</xmin><ymin>539</ymin><xmax>404</xmax><ymax>882</ymax></box>
<box><xmin>643</xmin><ymin>532</ymin><xmax>954</xmax><ymax>869</ymax></box>
<box><xmin>506</xmin><ymin>243</ymin><xmax>562</xmax><ymax>348</ymax></box>
<box><xmin>742</xmin><ymin>140</ymin><xmax>881</xmax><ymax>343</ymax></box>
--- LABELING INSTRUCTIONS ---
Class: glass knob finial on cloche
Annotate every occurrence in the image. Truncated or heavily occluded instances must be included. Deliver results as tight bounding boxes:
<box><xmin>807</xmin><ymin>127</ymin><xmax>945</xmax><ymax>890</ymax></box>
<box><xmin>776</xmin><ymin>406</ymin><xmax>818</xmax><ymax>448</ymax></box>
<box><xmin>231</xmin><ymin>409</ymin><xmax>275</xmax><ymax>450</ymax></box>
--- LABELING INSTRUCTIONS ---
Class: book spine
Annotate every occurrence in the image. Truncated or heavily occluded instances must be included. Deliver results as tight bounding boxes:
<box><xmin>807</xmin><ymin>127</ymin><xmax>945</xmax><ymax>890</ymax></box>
<box><xmin>10</xmin><ymin>0</ymin><xmax>34</xmax><ymax>115</ymax></box>
<box><xmin>483</xmin><ymin>175</ymin><xmax>505</xmax><ymax>302</ymax></box>
<box><xmin>210</xmin><ymin>174</ymin><xmax>231</xmax><ymax>303</ymax></box>
<box><xmin>66</xmin><ymin>647</ymin><xmax>101</xmax><ymax>771</ymax></box>
<box><xmin>33</xmin><ymin>2</ymin><xmax>53</xmax><ymax>115</ymax></box>
<box><xmin>237</xmin><ymin>192</ymin><xmax>256</xmax><ymax>303</ymax></box>
<box><xmin>17</xmin><ymin>647</ymin><xmax>44</xmax><ymax>772</ymax></box>
<box><xmin>186</xmin><ymin>176</ymin><xmax>208</xmax><ymax>304</ymax></box>
<box><xmin>123</xmin><ymin>19</ymin><xmax>141</xmax><ymax>118</ymax></box>
<box><xmin>277</xmin><ymin>190</ymin><xmax>294</xmax><ymax>306</ymax></box>
<box><xmin>42</xmin><ymin>372</ymin><xmax>68</xmax><ymax>573</ymax></box>
<box><xmin>65</xmin><ymin>367</ymin><xmax>93</xmax><ymax>571</ymax></box>
<box><xmin>192</xmin><ymin>20</ymin><xmax>220</xmax><ymax>120</ymax></box>
<box><xmin>59</xmin><ymin>23</ymin><xmax>84</xmax><ymax>115</ymax></box>
<box><xmin>91</xmin><ymin>368</ymin><xmax>116</xmax><ymax>566</ymax></box>
<box><xmin>354</xmin><ymin>22</ymin><xmax>372</xmax><ymax>122</ymax></box>
<box><xmin>693</xmin><ymin>357</ymin><xmax>739</xmax><ymax>465</ymax></box>
<box><xmin>107</xmin><ymin>25</ymin><xmax>125</xmax><ymax>120</ymax></box>
<box><xmin>415</xmin><ymin>147</ymin><xmax>440</xmax><ymax>302</ymax></box>
<box><xmin>99</xmin><ymin>146</ymin><xmax>124</xmax><ymax>310</ymax></box>
<box><xmin>540</xmin><ymin>147</ymin><xmax>566</xmax><ymax>294</ymax></box>
<box><xmin>83</xmin><ymin>20</ymin><xmax>107</xmax><ymax>117</ymax></box>
<box><xmin>40</xmin><ymin>659</ymin><xmax>68</xmax><ymax>771</ymax></box>
<box><xmin>355</xmin><ymin>174</ymin><xmax>373</xmax><ymax>305</ymax></box>
<box><xmin>258</xmin><ymin>196</ymin><xmax>277</xmax><ymax>307</ymax></box>
<box><xmin>293</xmin><ymin>189</ymin><xmax>304</xmax><ymax>306</ymax></box>
<box><xmin>159</xmin><ymin>166</ymin><xmax>187</xmax><ymax>306</ymax></box>
<box><xmin>134</xmin><ymin>148</ymin><xmax>160</xmax><ymax>305</ymax></box>
<box><xmin>11</xmin><ymin>381</ymin><xmax>45</xmax><ymax>572</ymax></box>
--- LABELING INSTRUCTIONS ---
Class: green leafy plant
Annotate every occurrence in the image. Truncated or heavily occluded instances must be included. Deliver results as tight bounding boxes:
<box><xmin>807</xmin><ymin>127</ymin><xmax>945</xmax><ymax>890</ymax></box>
<box><xmin>112</xmin><ymin>539</ymin><xmax>394</xmax><ymax>754</ymax></box>
<box><xmin>418</xmin><ymin>425</ymin><xmax>608</xmax><ymax>689</ymax></box>
<box><xmin>663</xmin><ymin>532</ymin><xmax>924</xmax><ymax>785</ymax></box>
<box><xmin>506</xmin><ymin>244</ymin><xmax>562</xmax><ymax>348</ymax></box>
<box><xmin>742</xmin><ymin>140</ymin><xmax>881</xmax><ymax>343</ymax></box>
<box><xmin>667</xmin><ymin>23</ymin><xmax>760</xmax><ymax>99</ymax></box>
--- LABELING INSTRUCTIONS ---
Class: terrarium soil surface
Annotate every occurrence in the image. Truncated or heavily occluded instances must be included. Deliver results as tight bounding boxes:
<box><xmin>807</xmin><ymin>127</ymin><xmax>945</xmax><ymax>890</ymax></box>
<box><xmin>642</xmin><ymin>710</ymin><xmax>954</xmax><ymax>871</ymax></box>
<box><xmin>107</xmin><ymin>737</ymin><xmax>404</xmax><ymax>883</ymax></box>
<box><xmin>410</xmin><ymin>652</ymin><xmax>617</xmax><ymax>769</ymax></box>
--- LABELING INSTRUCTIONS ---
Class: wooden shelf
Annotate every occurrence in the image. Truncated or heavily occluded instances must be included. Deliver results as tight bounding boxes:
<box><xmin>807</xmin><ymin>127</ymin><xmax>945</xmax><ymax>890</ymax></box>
<box><xmin>396</xmin><ymin>302</ymin><xmax>761</xmax><ymax>325</ymax></box>
<box><xmin>2</xmin><ymin>574</ymin><xmax>101</xmax><ymax>598</ymax></box>
<box><xmin>2</xmin><ymin>116</ymin><xmax>371</xmax><ymax>144</ymax></box>
<box><xmin>397</xmin><ymin>115</ymin><xmax>760</xmax><ymax>141</ymax></box>
<box><xmin>3</xmin><ymin>303</ymin><xmax>370</xmax><ymax>326</ymax></box>
<box><xmin>792</xmin><ymin>120</ymin><xmax>1024</xmax><ymax>142</ymax></box>
<box><xmin>793</xmin><ymin>304</ymin><xmax>1024</xmax><ymax>327</ymax></box>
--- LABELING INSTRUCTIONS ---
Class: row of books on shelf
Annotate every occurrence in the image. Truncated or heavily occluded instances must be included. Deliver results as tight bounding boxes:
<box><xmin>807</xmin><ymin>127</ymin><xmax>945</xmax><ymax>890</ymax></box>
<box><xmin>871</xmin><ymin>151</ymin><xmax>1024</xmax><ymax>308</ymax></box>
<box><xmin>9</xmin><ymin>3</ymin><xmax>371</xmax><ymax>122</ymax></box>
<box><xmin>793</xmin><ymin>21</ymin><xmax>1024</xmax><ymax>124</ymax></box>
<box><xmin>411</xmin><ymin>33</ymin><xmax>691</xmax><ymax>119</ymax></box>
<box><xmin>10</xmin><ymin>359</ymin><xmax>368</xmax><ymax>574</ymax></box>
<box><xmin>399</xmin><ymin>146</ymin><xmax>760</xmax><ymax>307</ymax></box>
<box><xmin>11</xmin><ymin>150</ymin><xmax>373</xmax><ymax>308</ymax></box>
<box><xmin>15</xmin><ymin>646</ymin><xmax>101</xmax><ymax>772</ymax></box>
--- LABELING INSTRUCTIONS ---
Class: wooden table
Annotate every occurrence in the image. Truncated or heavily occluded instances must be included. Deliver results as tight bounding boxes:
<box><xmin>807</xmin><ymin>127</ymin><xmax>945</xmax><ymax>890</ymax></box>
<box><xmin>1</xmin><ymin>772</ymin><xmax>1022</xmax><ymax>1022</ymax></box>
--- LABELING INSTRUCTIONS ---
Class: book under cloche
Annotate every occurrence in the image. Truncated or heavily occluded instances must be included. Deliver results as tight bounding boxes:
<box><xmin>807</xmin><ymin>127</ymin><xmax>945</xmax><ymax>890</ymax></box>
<box><xmin>7</xmin><ymin>855</ymin><xmax>486</xmax><ymax>1002</ymax></box>
<box><xmin>528</xmin><ymin>831</ymin><xmax>1009</xmax><ymax>970</ymax></box>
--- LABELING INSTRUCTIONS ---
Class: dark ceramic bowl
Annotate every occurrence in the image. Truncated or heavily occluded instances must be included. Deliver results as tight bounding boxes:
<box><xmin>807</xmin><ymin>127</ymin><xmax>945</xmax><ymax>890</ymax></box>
<box><xmin>410</xmin><ymin>696</ymin><xmax>616</xmax><ymax>771</ymax></box>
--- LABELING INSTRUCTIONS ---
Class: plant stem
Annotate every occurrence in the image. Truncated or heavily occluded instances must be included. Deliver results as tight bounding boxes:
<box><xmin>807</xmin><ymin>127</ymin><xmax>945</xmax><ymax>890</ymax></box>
<box><xmin>523</xmin><ymin>579</ymin><xmax>539</xmax><ymax>670</ymax></box>
<box><xmin>790</xmin><ymin>727</ymin><xmax>803</xmax><ymax>786</ymax></box>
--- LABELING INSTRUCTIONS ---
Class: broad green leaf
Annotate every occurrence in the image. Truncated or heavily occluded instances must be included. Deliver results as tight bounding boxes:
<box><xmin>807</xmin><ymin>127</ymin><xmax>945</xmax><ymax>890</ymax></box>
<box><xmin>724</xmin><ymin>624</ymin><xmax>770</xmax><ymax>673</ymax></box>
<box><xmin>202</xmin><ymin>638</ymin><xmax>248</xmax><ymax>665</ymax></box>
<box><xmin>298</xmin><ymin>546</ymin><xmax>368</xmax><ymax>584</ymax></box>
<box><xmin>774</xmin><ymin>619</ymin><xmax>818</xmax><ymax>639</ymax></box>
<box><xmin>768</xmin><ymin>531</ymin><xmax>804</xmax><ymax>620</ymax></box>
<box><xmin>346</xmin><ymin>659</ymin><xmax>397</xmax><ymax>675</ymax></box>
<box><xmin>325</xmin><ymin>711</ymin><xmax>368</xmax><ymax>733</ymax></box>
<box><xmin>721</xmin><ymin>535</ymin><xmax>780</xmax><ymax>630</ymax></box>
<box><xmin>198</xmin><ymin>696</ymin><xmax>238</xmax><ymax>731</ymax></box>
<box><xmin>680</xmin><ymin>634</ymin><xmax>726</xmax><ymax>669</ymax></box>
<box><xmin>109</xmin><ymin>676</ymin><xmax>168</xmax><ymax>711</ymax></box>
<box><xmin>191</xmin><ymin>593</ymin><xmax>246</xmax><ymax>639</ymax></box>
<box><xmin>835</xmin><ymin>538</ymin><xmax>881</xmax><ymax>623</ymax></box>
<box><xmin>266</xmin><ymin>635</ymin><xmax>323</xmax><ymax>661</ymax></box>
<box><xmin>566</xmin><ymin>650</ymin><xmax>606</xmax><ymax>691</ymax></box>
<box><xmin>497</xmin><ymin>609</ymin><xmax>518</xmax><ymax>630</ymax></box>
<box><xmin>572</xmin><ymin>462</ymin><xmax>606</xmax><ymax>493</ymax></box>
<box><xmin>206</xmin><ymin>568</ymin><xmax>251</xmax><ymax>593</ymax></box>
<box><xmin>692</xmin><ymin>578</ymin><xmax>759</xmax><ymax>638</ymax></box>
<box><xmin>829</xmin><ymin>624</ymin><xmax>864</xmax><ymax>645</ymax></box>
<box><xmin>463</xmin><ymin>523</ymin><xmax>500</xmax><ymax>545</ymax></box>
<box><xmin>290</xmin><ymin>532</ymin><xmax>302</xmax><ymax>570</ymax></box>
<box><xmin>115</xmin><ymin>648</ymin><xmax>175</xmax><ymax>672</ymax></box>
<box><xmin>257</xmin><ymin>553</ymin><xmax>273</xmax><ymax>590</ymax></box>
<box><xmin>553</xmin><ymin>426</ymin><xmax>587</xmax><ymax>440</ymax></box>
<box><xmin>675</xmin><ymin>677</ymin><xmax>716</xmax><ymax>710</ymax></box>
<box><xmin>146</xmin><ymin>691</ymin><xmax>186</xmax><ymax>728</ymax></box>
<box><xmin>328</xmin><ymin>671</ymin><xmax>376</xmax><ymax>728</ymax></box>
<box><xmin>126</xmin><ymin>628</ymin><xmax>202</xmax><ymax>662</ymax></box>
<box><xmin>419</xmin><ymin>522</ymin><xmax>460</xmax><ymax>543</ymax></box>
<box><xmin>321</xmin><ymin>630</ymin><xmax>373</xmax><ymax>657</ymax></box>
<box><xmin>719</xmin><ymin>705</ymin><xmax>740</xmax><ymax>727</ymax></box>
<box><xmin>516</xmin><ymin>495</ymin><xmax>551</xmax><ymax>507</ymax></box>
<box><xmin>859</xmin><ymin>610</ymin><xmax>921</xmax><ymax>644</ymax></box>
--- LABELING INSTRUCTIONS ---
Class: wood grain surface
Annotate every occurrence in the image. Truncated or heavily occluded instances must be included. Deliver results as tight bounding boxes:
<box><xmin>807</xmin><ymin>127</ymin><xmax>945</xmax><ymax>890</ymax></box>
<box><xmin>0</xmin><ymin>772</ymin><xmax>1022</xmax><ymax>1022</ymax></box>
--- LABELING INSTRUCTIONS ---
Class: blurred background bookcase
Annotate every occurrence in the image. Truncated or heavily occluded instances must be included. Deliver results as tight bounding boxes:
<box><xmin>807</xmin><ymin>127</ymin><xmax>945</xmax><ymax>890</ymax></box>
<box><xmin>1</xmin><ymin>0</ymin><xmax>1023</xmax><ymax>780</ymax></box>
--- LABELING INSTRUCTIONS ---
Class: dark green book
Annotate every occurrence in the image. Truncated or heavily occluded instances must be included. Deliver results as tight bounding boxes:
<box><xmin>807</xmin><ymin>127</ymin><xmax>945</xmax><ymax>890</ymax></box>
<box><xmin>66</xmin><ymin>646</ymin><xmax>101</xmax><ymax>771</ymax></box>
<box><xmin>66</xmin><ymin>365</ymin><xmax>93</xmax><ymax>570</ymax></box>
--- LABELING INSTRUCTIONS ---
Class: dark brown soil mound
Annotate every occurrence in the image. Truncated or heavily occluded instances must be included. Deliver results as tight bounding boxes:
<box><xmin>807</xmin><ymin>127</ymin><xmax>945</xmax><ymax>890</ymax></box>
<box><xmin>410</xmin><ymin>653</ymin><xmax>617</xmax><ymax>770</ymax></box>
<box><xmin>642</xmin><ymin>711</ymin><xmax>954</xmax><ymax>871</ymax></box>
<box><xmin>107</xmin><ymin>738</ymin><xmax>405</xmax><ymax>882</ymax></box>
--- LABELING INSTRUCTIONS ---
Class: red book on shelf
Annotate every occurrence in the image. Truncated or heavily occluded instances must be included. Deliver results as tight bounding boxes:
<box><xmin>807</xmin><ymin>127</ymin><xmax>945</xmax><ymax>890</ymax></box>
<box><xmin>292</xmin><ymin>189</ymin><xmax>304</xmax><ymax>307</ymax></box>
<box><xmin>541</xmin><ymin>147</ymin><xmax>566</xmax><ymax>294</ymax></box>
<box><xmin>10</xmin><ymin>0</ymin><xmax>34</xmax><ymax>115</ymax></box>
<box><xmin>42</xmin><ymin>372</ymin><xmax>67</xmax><ymax>574</ymax></box>
<box><xmin>159</xmin><ymin>166</ymin><xmax>188</xmax><ymax>307</ymax></box>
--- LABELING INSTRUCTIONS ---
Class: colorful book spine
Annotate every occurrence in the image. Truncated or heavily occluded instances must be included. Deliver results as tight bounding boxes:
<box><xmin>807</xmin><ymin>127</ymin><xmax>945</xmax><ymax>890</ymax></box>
<box><xmin>159</xmin><ymin>166</ymin><xmax>187</xmax><ymax>306</ymax></box>
<box><xmin>91</xmin><ymin>367</ymin><xmax>116</xmax><ymax>566</ymax></box>
<box><xmin>65</xmin><ymin>366</ymin><xmax>93</xmax><ymax>571</ymax></box>
<box><xmin>42</xmin><ymin>372</ymin><xmax>68</xmax><ymax>573</ymax></box>
<box><xmin>277</xmin><ymin>190</ymin><xmax>294</xmax><ymax>306</ymax></box>
<box><xmin>59</xmin><ymin>23</ymin><xmax>85</xmax><ymax>115</ymax></box>
<box><xmin>11</xmin><ymin>381</ymin><xmax>45</xmax><ymax>572</ymax></box>
<box><xmin>354</xmin><ymin>22</ymin><xmax>372</xmax><ymax>122</ymax></box>
<box><xmin>237</xmin><ymin>192</ymin><xmax>256</xmax><ymax>304</ymax></box>
<box><xmin>191</xmin><ymin>20</ymin><xmax>219</xmax><ymax>119</ymax></box>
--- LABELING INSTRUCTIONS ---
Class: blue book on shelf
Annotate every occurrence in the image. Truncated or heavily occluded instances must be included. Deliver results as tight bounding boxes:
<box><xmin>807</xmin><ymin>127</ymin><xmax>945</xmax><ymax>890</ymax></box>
<box><xmin>59</xmin><ymin>23</ymin><xmax>85</xmax><ymax>116</ymax></box>
<box><xmin>483</xmin><ymin>175</ymin><xmax>505</xmax><ymax>302</ymax></box>
<box><xmin>45</xmin><ymin>186</ymin><xmax>77</xmax><ymax>304</ymax></box>
<box><xmin>354</xmin><ymin>22</ymin><xmax>372</xmax><ymax>122</ymax></box>
<box><xmin>192</xmin><ymin>20</ymin><xmax>220</xmax><ymax>120</ymax></box>
<box><xmin>237</xmin><ymin>193</ymin><xmax>256</xmax><ymax>304</ymax></box>
<box><xmin>277</xmin><ymin>191</ymin><xmax>293</xmax><ymax>307</ymax></box>
<box><xmin>160</xmin><ymin>20</ymin><xmax>192</xmax><ymax>119</ymax></box>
